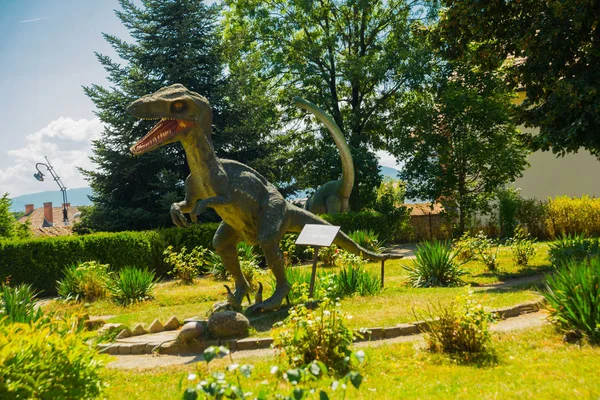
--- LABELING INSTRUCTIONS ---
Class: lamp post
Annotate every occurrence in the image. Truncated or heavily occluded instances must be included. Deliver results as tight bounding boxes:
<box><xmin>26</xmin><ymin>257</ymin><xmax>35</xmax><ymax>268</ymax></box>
<box><xmin>34</xmin><ymin>156</ymin><xmax>69</xmax><ymax>226</ymax></box>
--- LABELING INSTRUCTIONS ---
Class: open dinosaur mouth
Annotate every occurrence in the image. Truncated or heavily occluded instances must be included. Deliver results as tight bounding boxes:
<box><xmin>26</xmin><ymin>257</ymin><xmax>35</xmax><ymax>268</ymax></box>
<box><xmin>131</xmin><ymin>118</ymin><xmax>194</xmax><ymax>155</ymax></box>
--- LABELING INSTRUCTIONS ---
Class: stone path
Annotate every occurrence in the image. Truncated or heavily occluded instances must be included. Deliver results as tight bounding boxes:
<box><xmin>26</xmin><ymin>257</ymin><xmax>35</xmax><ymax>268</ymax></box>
<box><xmin>107</xmin><ymin>309</ymin><xmax>550</xmax><ymax>370</ymax></box>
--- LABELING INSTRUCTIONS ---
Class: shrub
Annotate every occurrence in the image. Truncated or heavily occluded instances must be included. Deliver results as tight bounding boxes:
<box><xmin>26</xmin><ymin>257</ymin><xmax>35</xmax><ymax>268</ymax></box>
<box><xmin>452</xmin><ymin>231</ymin><xmax>477</xmax><ymax>262</ymax></box>
<box><xmin>472</xmin><ymin>231</ymin><xmax>500</xmax><ymax>271</ymax></box>
<box><xmin>419</xmin><ymin>289</ymin><xmax>496</xmax><ymax>362</ymax></box>
<box><xmin>0</xmin><ymin>222</ymin><xmax>220</xmax><ymax>295</ymax></box>
<box><xmin>334</xmin><ymin>252</ymin><xmax>381</xmax><ymax>297</ymax></box>
<box><xmin>273</xmin><ymin>290</ymin><xmax>356</xmax><ymax>373</ymax></box>
<box><xmin>506</xmin><ymin>227</ymin><xmax>537</xmax><ymax>266</ymax></box>
<box><xmin>0</xmin><ymin>317</ymin><xmax>107</xmax><ymax>399</ymax></box>
<box><xmin>348</xmin><ymin>229</ymin><xmax>386</xmax><ymax>253</ymax></box>
<box><xmin>318</xmin><ymin>244</ymin><xmax>340</xmax><ymax>267</ymax></box>
<box><xmin>163</xmin><ymin>245</ymin><xmax>211</xmax><ymax>284</ymax></box>
<box><xmin>322</xmin><ymin>210</ymin><xmax>389</xmax><ymax>242</ymax></box>
<box><xmin>56</xmin><ymin>261</ymin><xmax>110</xmax><ymax>302</ymax></box>
<box><xmin>546</xmin><ymin>195</ymin><xmax>600</xmax><ymax>238</ymax></box>
<box><xmin>405</xmin><ymin>241</ymin><xmax>466</xmax><ymax>287</ymax></box>
<box><xmin>107</xmin><ymin>267</ymin><xmax>157</xmax><ymax>305</ymax></box>
<box><xmin>544</xmin><ymin>258</ymin><xmax>600</xmax><ymax>343</ymax></box>
<box><xmin>497</xmin><ymin>187</ymin><xmax>521</xmax><ymax>238</ymax></box>
<box><xmin>0</xmin><ymin>283</ymin><xmax>44</xmax><ymax>324</ymax></box>
<box><xmin>183</xmin><ymin>346</ymin><xmax>364</xmax><ymax>399</ymax></box>
<box><xmin>548</xmin><ymin>233</ymin><xmax>600</xmax><ymax>267</ymax></box>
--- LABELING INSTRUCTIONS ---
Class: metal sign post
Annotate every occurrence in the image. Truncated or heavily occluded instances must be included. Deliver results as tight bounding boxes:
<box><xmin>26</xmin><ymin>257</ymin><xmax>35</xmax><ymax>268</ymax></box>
<box><xmin>295</xmin><ymin>224</ymin><xmax>341</xmax><ymax>298</ymax></box>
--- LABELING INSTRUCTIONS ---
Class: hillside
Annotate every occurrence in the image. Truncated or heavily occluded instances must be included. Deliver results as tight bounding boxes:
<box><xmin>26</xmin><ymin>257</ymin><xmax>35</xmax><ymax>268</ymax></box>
<box><xmin>10</xmin><ymin>187</ymin><xmax>93</xmax><ymax>212</ymax></box>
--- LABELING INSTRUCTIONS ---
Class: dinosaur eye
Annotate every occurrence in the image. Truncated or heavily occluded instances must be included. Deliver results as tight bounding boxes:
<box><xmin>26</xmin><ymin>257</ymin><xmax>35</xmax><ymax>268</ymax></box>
<box><xmin>171</xmin><ymin>101</ymin><xmax>187</xmax><ymax>113</ymax></box>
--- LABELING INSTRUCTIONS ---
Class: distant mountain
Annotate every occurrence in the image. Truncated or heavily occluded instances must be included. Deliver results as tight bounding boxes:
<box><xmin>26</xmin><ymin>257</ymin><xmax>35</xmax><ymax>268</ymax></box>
<box><xmin>381</xmin><ymin>165</ymin><xmax>401</xmax><ymax>180</ymax></box>
<box><xmin>10</xmin><ymin>187</ymin><xmax>93</xmax><ymax>212</ymax></box>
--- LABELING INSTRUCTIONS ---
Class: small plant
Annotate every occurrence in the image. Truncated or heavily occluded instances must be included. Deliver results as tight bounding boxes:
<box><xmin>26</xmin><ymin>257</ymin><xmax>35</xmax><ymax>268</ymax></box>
<box><xmin>334</xmin><ymin>252</ymin><xmax>381</xmax><ymax>297</ymax></box>
<box><xmin>273</xmin><ymin>286</ymin><xmax>357</xmax><ymax>373</ymax></box>
<box><xmin>506</xmin><ymin>226</ymin><xmax>537</xmax><ymax>266</ymax></box>
<box><xmin>452</xmin><ymin>231</ymin><xmax>478</xmax><ymax>262</ymax></box>
<box><xmin>183</xmin><ymin>346</ymin><xmax>364</xmax><ymax>399</ymax></box>
<box><xmin>405</xmin><ymin>241</ymin><xmax>466</xmax><ymax>287</ymax></box>
<box><xmin>348</xmin><ymin>229</ymin><xmax>386</xmax><ymax>254</ymax></box>
<box><xmin>472</xmin><ymin>231</ymin><xmax>501</xmax><ymax>271</ymax></box>
<box><xmin>57</xmin><ymin>261</ymin><xmax>111</xmax><ymax>302</ymax></box>
<box><xmin>0</xmin><ymin>316</ymin><xmax>107</xmax><ymax>399</ymax></box>
<box><xmin>163</xmin><ymin>245</ymin><xmax>211</xmax><ymax>284</ymax></box>
<box><xmin>0</xmin><ymin>283</ymin><xmax>44</xmax><ymax>324</ymax></box>
<box><xmin>319</xmin><ymin>244</ymin><xmax>341</xmax><ymax>267</ymax></box>
<box><xmin>418</xmin><ymin>289</ymin><xmax>496</xmax><ymax>363</ymax></box>
<box><xmin>107</xmin><ymin>267</ymin><xmax>157</xmax><ymax>305</ymax></box>
<box><xmin>544</xmin><ymin>258</ymin><xmax>600</xmax><ymax>343</ymax></box>
<box><xmin>548</xmin><ymin>233</ymin><xmax>600</xmax><ymax>267</ymax></box>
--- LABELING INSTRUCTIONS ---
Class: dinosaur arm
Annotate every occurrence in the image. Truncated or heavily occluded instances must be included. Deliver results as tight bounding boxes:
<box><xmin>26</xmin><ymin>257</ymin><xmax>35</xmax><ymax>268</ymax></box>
<box><xmin>190</xmin><ymin>195</ymin><xmax>232</xmax><ymax>222</ymax></box>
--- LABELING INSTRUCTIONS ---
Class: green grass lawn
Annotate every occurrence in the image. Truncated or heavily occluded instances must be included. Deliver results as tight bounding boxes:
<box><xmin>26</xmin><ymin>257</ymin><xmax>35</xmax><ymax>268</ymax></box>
<box><xmin>102</xmin><ymin>325</ymin><xmax>600</xmax><ymax>399</ymax></box>
<box><xmin>44</xmin><ymin>242</ymin><xmax>551</xmax><ymax>333</ymax></box>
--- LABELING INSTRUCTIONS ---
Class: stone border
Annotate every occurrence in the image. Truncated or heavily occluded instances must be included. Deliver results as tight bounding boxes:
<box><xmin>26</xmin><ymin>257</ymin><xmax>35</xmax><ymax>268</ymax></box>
<box><xmin>98</xmin><ymin>298</ymin><xmax>545</xmax><ymax>356</ymax></box>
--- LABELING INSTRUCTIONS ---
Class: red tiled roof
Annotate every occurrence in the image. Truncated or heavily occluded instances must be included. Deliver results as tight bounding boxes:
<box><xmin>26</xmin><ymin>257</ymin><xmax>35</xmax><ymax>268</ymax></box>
<box><xmin>18</xmin><ymin>206</ymin><xmax>81</xmax><ymax>235</ymax></box>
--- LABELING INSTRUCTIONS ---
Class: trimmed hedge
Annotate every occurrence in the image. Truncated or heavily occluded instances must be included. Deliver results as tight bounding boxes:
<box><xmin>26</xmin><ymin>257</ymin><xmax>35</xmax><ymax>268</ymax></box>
<box><xmin>322</xmin><ymin>210</ymin><xmax>390</xmax><ymax>241</ymax></box>
<box><xmin>0</xmin><ymin>223</ymin><xmax>219</xmax><ymax>296</ymax></box>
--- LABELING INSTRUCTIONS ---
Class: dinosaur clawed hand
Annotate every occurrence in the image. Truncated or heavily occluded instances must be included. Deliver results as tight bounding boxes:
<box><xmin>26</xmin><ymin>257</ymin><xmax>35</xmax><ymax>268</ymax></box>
<box><xmin>170</xmin><ymin>203</ymin><xmax>190</xmax><ymax>227</ymax></box>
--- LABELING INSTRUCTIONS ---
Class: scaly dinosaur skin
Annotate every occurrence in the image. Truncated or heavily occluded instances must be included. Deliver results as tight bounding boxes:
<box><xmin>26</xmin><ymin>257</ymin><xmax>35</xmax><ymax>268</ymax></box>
<box><xmin>294</xmin><ymin>97</ymin><xmax>354</xmax><ymax>214</ymax></box>
<box><xmin>128</xmin><ymin>84</ymin><xmax>385</xmax><ymax>313</ymax></box>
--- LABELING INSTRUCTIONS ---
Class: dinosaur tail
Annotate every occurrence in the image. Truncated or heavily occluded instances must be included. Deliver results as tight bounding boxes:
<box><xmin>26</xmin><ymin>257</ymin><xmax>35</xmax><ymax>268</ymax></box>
<box><xmin>286</xmin><ymin>205</ymin><xmax>385</xmax><ymax>261</ymax></box>
<box><xmin>294</xmin><ymin>97</ymin><xmax>354</xmax><ymax>208</ymax></box>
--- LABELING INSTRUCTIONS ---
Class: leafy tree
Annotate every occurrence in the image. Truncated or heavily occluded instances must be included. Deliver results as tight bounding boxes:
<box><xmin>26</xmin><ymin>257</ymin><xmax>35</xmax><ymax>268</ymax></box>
<box><xmin>224</xmin><ymin>0</ymin><xmax>437</xmax><ymax>210</ymax></box>
<box><xmin>437</xmin><ymin>0</ymin><xmax>600</xmax><ymax>158</ymax></box>
<box><xmin>391</xmin><ymin>53</ymin><xmax>529</xmax><ymax>233</ymax></box>
<box><xmin>81</xmin><ymin>0</ymin><xmax>282</xmax><ymax>232</ymax></box>
<box><xmin>0</xmin><ymin>194</ymin><xmax>31</xmax><ymax>239</ymax></box>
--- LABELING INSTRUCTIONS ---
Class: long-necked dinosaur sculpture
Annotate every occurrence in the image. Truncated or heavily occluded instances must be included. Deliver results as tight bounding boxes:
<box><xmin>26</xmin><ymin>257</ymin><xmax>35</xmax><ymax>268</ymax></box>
<box><xmin>128</xmin><ymin>84</ymin><xmax>387</xmax><ymax>313</ymax></box>
<box><xmin>294</xmin><ymin>97</ymin><xmax>354</xmax><ymax>214</ymax></box>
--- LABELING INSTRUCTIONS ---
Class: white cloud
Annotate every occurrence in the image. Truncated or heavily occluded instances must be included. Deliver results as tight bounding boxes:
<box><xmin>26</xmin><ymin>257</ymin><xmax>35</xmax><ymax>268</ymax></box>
<box><xmin>376</xmin><ymin>150</ymin><xmax>400</xmax><ymax>169</ymax></box>
<box><xmin>1</xmin><ymin>117</ymin><xmax>103</xmax><ymax>197</ymax></box>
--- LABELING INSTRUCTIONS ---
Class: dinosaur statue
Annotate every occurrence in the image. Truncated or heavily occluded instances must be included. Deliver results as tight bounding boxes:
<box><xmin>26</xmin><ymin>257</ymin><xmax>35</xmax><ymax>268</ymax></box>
<box><xmin>294</xmin><ymin>97</ymin><xmax>354</xmax><ymax>214</ymax></box>
<box><xmin>128</xmin><ymin>84</ymin><xmax>388</xmax><ymax>313</ymax></box>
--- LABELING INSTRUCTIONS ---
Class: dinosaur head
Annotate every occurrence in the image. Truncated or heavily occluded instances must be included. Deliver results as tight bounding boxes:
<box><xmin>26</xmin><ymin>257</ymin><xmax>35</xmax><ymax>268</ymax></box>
<box><xmin>127</xmin><ymin>84</ymin><xmax>211</xmax><ymax>155</ymax></box>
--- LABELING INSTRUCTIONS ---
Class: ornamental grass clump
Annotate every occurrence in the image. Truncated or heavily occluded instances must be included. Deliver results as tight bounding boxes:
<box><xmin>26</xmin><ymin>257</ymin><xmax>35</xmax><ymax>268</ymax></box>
<box><xmin>0</xmin><ymin>283</ymin><xmax>44</xmax><ymax>324</ymax></box>
<box><xmin>348</xmin><ymin>229</ymin><xmax>386</xmax><ymax>254</ymax></box>
<box><xmin>548</xmin><ymin>233</ymin><xmax>600</xmax><ymax>267</ymax></box>
<box><xmin>107</xmin><ymin>267</ymin><xmax>157</xmax><ymax>305</ymax></box>
<box><xmin>57</xmin><ymin>261</ymin><xmax>111</xmax><ymax>302</ymax></box>
<box><xmin>544</xmin><ymin>257</ymin><xmax>600</xmax><ymax>343</ymax></box>
<box><xmin>334</xmin><ymin>252</ymin><xmax>381</xmax><ymax>297</ymax></box>
<box><xmin>419</xmin><ymin>289</ymin><xmax>496</xmax><ymax>363</ymax></box>
<box><xmin>405</xmin><ymin>241</ymin><xmax>466</xmax><ymax>287</ymax></box>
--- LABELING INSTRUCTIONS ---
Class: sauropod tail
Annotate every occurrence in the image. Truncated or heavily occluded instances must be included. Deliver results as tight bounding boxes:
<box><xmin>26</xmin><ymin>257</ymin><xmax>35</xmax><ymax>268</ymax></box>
<box><xmin>286</xmin><ymin>206</ymin><xmax>385</xmax><ymax>261</ymax></box>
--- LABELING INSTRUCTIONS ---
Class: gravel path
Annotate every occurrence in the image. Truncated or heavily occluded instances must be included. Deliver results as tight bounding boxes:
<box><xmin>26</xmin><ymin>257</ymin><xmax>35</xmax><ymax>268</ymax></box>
<box><xmin>107</xmin><ymin>310</ymin><xmax>550</xmax><ymax>370</ymax></box>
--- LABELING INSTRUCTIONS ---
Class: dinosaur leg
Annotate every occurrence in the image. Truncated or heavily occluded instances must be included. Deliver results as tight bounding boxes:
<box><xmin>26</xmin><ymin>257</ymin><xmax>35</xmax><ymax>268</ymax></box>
<box><xmin>213</xmin><ymin>222</ymin><xmax>249</xmax><ymax>305</ymax></box>
<box><xmin>325</xmin><ymin>194</ymin><xmax>342</xmax><ymax>214</ymax></box>
<box><xmin>247</xmin><ymin>195</ymin><xmax>290</xmax><ymax>313</ymax></box>
<box><xmin>247</xmin><ymin>241</ymin><xmax>290</xmax><ymax>313</ymax></box>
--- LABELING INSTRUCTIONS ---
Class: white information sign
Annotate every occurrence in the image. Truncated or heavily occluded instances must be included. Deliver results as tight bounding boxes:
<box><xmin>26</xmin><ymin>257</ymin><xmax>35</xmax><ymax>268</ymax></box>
<box><xmin>295</xmin><ymin>224</ymin><xmax>340</xmax><ymax>247</ymax></box>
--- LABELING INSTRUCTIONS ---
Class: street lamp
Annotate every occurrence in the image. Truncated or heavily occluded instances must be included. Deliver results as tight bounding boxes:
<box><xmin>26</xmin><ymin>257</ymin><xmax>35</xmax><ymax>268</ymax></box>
<box><xmin>34</xmin><ymin>156</ymin><xmax>69</xmax><ymax>226</ymax></box>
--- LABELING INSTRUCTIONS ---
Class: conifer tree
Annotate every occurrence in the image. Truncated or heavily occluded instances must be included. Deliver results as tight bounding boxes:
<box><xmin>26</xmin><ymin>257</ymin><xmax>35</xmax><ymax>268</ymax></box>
<box><xmin>81</xmin><ymin>0</ymin><xmax>281</xmax><ymax>231</ymax></box>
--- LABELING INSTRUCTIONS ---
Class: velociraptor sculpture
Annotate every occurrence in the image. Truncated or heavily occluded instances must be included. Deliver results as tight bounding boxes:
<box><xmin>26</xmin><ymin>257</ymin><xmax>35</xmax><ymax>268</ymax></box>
<box><xmin>128</xmin><ymin>84</ymin><xmax>388</xmax><ymax>313</ymax></box>
<box><xmin>294</xmin><ymin>97</ymin><xmax>354</xmax><ymax>214</ymax></box>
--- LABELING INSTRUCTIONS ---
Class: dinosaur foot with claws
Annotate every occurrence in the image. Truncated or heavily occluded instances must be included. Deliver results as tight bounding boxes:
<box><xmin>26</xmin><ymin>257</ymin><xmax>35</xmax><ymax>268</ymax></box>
<box><xmin>246</xmin><ymin>283</ymin><xmax>291</xmax><ymax>315</ymax></box>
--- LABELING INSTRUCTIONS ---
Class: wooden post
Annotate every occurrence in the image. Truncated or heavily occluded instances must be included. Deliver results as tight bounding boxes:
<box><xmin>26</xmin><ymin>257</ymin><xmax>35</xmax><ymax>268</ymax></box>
<box><xmin>381</xmin><ymin>259</ymin><xmax>385</xmax><ymax>288</ymax></box>
<box><xmin>309</xmin><ymin>246</ymin><xmax>319</xmax><ymax>298</ymax></box>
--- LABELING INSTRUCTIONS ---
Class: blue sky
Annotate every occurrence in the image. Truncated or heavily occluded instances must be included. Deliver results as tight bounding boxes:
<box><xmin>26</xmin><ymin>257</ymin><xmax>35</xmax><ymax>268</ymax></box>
<box><xmin>0</xmin><ymin>0</ymin><xmax>398</xmax><ymax>197</ymax></box>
